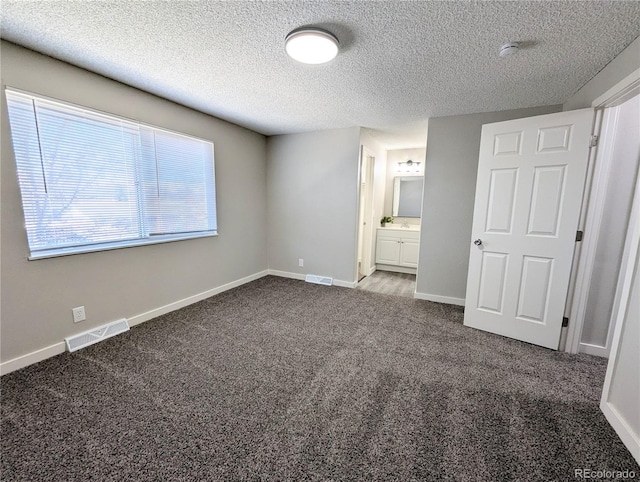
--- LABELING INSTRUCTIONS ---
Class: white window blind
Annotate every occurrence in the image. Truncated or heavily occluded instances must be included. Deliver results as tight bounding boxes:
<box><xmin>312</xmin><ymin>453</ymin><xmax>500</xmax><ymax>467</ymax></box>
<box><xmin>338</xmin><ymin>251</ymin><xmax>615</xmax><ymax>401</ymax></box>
<box><xmin>5</xmin><ymin>89</ymin><xmax>217</xmax><ymax>259</ymax></box>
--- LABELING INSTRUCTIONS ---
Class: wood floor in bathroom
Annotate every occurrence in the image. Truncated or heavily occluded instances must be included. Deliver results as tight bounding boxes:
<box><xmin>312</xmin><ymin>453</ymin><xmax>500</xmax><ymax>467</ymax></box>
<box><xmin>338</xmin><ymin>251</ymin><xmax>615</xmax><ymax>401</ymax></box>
<box><xmin>356</xmin><ymin>270</ymin><xmax>416</xmax><ymax>298</ymax></box>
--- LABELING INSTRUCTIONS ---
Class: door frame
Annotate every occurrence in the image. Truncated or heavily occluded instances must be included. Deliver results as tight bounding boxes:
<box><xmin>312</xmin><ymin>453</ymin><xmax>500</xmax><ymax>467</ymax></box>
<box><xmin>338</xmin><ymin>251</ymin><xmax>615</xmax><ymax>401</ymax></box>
<box><xmin>564</xmin><ymin>68</ymin><xmax>640</xmax><ymax>354</ymax></box>
<box><xmin>354</xmin><ymin>146</ymin><xmax>376</xmax><ymax>282</ymax></box>
<box><xmin>600</xmin><ymin>159</ymin><xmax>640</xmax><ymax>465</ymax></box>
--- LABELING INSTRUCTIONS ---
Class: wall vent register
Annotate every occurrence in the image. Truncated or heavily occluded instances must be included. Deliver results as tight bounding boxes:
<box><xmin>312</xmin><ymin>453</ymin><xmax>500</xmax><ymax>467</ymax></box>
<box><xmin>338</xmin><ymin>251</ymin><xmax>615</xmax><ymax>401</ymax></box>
<box><xmin>65</xmin><ymin>318</ymin><xmax>130</xmax><ymax>352</ymax></box>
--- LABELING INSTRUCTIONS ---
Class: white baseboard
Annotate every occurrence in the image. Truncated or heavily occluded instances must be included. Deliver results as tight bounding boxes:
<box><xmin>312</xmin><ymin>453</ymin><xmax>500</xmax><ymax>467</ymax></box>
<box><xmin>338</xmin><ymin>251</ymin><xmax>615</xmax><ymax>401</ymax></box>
<box><xmin>579</xmin><ymin>342</ymin><xmax>609</xmax><ymax>358</ymax></box>
<box><xmin>268</xmin><ymin>269</ymin><xmax>356</xmax><ymax>288</ymax></box>
<box><xmin>334</xmin><ymin>279</ymin><xmax>357</xmax><ymax>289</ymax></box>
<box><xmin>267</xmin><ymin>269</ymin><xmax>305</xmax><ymax>281</ymax></box>
<box><xmin>0</xmin><ymin>270</ymin><xmax>270</xmax><ymax>376</ymax></box>
<box><xmin>128</xmin><ymin>270</ymin><xmax>269</xmax><ymax>328</ymax></box>
<box><xmin>0</xmin><ymin>342</ymin><xmax>66</xmax><ymax>376</ymax></box>
<box><xmin>601</xmin><ymin>400</ymin><xmax>640</xmax><ymax>465</ymax></box>
<box><xmin>414</xmin><ymin>291</ymin><xmax>466</xmax><ymax>306</ymax></box>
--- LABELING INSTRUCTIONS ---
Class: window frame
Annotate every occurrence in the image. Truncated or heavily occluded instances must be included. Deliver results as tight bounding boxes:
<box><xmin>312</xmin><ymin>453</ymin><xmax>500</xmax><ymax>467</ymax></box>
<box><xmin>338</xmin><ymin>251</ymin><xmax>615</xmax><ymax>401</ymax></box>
<box><xmin>5</xmin><ymin>87</ymin><xmax>218</xmax><ymax>260</ymax></box>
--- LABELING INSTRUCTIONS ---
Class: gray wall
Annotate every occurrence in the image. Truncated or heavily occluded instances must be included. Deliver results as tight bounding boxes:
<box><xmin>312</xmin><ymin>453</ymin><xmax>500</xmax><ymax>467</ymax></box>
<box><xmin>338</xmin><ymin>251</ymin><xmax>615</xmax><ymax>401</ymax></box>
<box><xmin>1</xmin><ymin>41</ymin><xmax>268</xmax><ymax>362</ymax></box>
<box><xmin>415</xmin><ymin>105</ymin><xmax>562</xmax><ymax>302</ymax></box>
<box><xmin>564</xmin><ymin>36</ymin><xmax>640</xmax><ymax>110</ymax></box>
<box><xmin>267</xmin><ymin>128</ymin><xmax>361</xmax><ymax>284</ymax></box>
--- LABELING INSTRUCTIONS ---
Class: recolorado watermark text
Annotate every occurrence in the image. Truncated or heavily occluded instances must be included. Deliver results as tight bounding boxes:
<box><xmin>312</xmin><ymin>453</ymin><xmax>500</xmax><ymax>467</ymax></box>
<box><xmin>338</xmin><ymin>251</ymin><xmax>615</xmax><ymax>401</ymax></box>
<box><xmin>574</xmin><ymin>468</ymin><xmax>636</xmax><ymax>479</ymax></box>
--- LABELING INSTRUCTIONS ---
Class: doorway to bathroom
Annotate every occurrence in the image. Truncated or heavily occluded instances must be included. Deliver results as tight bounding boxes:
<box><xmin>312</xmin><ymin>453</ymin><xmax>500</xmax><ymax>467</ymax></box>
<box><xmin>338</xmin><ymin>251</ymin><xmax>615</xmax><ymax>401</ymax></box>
<box><xmin>355</xmin><ymin>143</ymin><xmax>427</xmax><ymax>293</ymax></box>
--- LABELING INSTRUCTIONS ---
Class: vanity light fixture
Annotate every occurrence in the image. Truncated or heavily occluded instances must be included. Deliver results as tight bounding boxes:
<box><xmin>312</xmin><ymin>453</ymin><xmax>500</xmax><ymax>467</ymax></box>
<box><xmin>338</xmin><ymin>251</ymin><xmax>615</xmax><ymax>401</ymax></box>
<box><xmin>285</xmin><ymin>27</ymin><xmax>339</xmax><ymax>64</ymax></box>
<box><xmin>397</xmin><ymin>159</ymin><xmax>421</xmax><ymax>173</ymax></box>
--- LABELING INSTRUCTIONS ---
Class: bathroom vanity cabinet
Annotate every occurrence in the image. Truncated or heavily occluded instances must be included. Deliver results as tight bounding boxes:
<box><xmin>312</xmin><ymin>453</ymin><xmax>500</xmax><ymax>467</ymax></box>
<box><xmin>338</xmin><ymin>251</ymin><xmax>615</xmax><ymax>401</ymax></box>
<box><xmin>375</xmin><ymin>227</ymin><xmax>419</xmax><ymax>273</ymax></box>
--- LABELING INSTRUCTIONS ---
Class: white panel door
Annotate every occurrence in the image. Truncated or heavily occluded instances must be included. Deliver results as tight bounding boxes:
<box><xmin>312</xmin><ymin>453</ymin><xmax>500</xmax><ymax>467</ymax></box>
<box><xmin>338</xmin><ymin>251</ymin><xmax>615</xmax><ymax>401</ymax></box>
<box><xmin>464</xmin><ymin>109</ymin><xmax>594</xmax><ymax>349</ymax></box>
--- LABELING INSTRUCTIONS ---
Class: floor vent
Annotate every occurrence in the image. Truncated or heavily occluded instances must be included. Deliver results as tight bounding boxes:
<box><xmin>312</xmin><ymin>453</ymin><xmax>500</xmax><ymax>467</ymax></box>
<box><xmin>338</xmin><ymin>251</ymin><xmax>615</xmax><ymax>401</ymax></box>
<box><xmin>305</xmin><ymin>274</ymin><xmax>333</xmax><ymax>286</ymax></box>
<box><xmin>65</xmin><ymin>318</ymin><xmax>130</xmax><ymax>353</ymax></box>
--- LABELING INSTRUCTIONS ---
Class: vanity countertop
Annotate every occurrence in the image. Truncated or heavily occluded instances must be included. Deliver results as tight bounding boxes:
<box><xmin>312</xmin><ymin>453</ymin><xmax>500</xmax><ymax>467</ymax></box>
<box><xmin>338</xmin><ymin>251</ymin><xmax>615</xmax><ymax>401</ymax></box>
<box><xmin>378</xmin><ymin>224</ymin><xmax>420</xmax><ymax>231</ymax></box>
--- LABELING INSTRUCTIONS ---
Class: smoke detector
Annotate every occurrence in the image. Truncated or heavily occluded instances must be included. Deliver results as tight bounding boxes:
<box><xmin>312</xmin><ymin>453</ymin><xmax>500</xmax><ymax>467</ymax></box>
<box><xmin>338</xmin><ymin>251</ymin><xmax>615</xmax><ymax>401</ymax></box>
<box><xmin>499</xmin><ymin>42</ymin><xmax>520</xmax><ymax>57</ymax></box>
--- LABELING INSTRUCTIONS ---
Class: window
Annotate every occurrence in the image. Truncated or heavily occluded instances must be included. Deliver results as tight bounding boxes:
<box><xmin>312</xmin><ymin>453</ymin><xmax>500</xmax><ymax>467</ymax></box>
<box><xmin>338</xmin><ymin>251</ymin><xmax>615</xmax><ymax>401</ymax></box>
<box><xmin>5</xmin><ymin>89</ymin><xmax>217</xmax><ymax>259</ymax></box>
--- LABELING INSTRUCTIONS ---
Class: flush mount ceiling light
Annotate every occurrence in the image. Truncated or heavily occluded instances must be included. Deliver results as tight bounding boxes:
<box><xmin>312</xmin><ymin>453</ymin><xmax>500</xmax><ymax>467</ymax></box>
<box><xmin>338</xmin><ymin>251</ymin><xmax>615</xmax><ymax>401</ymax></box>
<box><xmin>285</xmin><ymin>28</ymin><xmax>339</xmax><ymax>64</ymax></box>
<box><xmin>499</xmin><ymin>42</ymin><xmax>520</xmax><ymax>57</ymax></box>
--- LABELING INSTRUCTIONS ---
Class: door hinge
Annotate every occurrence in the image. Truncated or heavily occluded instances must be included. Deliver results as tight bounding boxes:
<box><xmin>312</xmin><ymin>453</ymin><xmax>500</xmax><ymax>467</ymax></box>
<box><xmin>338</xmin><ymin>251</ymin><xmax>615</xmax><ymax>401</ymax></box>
<box><xmin>576</xmin><ymin>230</ymin><xmax>584</xmax><ymax>242</ymax></box>
<box><xmin>562</xmin><ymin>317</ymin><xmax>569</xmax><ymax>327</ymax></box>
<box><xmin>590</xmin><ymin>135</ymin><xmax>598</xmax><ymax>147</ymax></box>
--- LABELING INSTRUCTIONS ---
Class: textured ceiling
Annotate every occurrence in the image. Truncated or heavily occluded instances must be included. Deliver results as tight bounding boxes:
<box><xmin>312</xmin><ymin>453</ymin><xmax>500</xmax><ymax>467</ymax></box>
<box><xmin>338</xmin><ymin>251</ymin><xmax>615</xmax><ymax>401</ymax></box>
<box><xmin>1</xmin><ymin>1</ymin><xmax>639</xmax><ymax>148</ymax></box>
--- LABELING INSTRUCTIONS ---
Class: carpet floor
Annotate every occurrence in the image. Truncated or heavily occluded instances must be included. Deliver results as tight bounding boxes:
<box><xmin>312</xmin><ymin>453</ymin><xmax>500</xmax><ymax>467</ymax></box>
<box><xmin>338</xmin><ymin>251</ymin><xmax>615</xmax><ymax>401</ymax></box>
<box><xmin>1</xmin><ymin>276</ymin><xmax>638</xmax><ymax>481</ymax></box>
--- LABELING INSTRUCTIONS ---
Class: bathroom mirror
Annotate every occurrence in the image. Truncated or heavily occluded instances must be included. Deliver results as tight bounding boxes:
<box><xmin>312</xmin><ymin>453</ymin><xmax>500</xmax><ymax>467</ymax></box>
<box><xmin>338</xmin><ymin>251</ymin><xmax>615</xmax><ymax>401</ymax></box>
<box><xmin>392</xmin><ymin>176</ymin><xmax>423</xmax><ymax>217</ymax></box>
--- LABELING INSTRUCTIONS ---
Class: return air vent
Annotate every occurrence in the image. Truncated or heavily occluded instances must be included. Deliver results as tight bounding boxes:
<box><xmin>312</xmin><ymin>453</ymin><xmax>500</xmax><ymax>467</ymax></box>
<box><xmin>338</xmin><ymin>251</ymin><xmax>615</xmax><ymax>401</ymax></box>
<box><xmin>305</xmin><ymin>274</ymin><xmax>333</xmax><ymax>286</ymax></box>
<box><xmin>65</xmin><ymin>318</ymin><xmax>130</xmax><ymax>352</ymax></box>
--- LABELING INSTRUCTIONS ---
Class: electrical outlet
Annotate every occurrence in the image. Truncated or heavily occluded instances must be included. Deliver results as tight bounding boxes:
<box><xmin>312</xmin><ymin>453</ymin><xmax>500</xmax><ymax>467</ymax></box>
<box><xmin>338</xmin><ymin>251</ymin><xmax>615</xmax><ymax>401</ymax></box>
<box><xmin>298</xmin><ymin>258</ymin><xmax>304</xmax><ymax>267</ymax></box>
<box><xmin>72</xmin><ymin>306</ymin><xmax>86</xmax><ymax>323</ymax></box>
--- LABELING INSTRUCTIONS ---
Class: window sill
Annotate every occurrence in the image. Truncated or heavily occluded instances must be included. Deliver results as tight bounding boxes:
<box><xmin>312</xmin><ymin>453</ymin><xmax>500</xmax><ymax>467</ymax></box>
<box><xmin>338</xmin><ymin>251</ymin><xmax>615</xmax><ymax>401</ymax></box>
<box><xmin>28</xmin><ymin>231</ymin><xmax>218</xmax><ymax>260</ymax></box>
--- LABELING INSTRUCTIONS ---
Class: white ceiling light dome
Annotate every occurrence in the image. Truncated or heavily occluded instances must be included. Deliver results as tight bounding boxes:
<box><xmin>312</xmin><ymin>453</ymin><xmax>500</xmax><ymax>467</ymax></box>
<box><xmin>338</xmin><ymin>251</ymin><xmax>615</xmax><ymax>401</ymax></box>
<box><xmin>285</xmin><ymin>28</ymin><xmax>339</xmax><ymax>64</ymax></box>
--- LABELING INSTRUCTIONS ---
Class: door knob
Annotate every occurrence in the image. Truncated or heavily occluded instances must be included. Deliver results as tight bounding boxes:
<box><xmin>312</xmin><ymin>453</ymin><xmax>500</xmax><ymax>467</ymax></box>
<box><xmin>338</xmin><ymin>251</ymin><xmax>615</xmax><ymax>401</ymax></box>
<box><xmin>473</xmin><ymin>239</ymin><xmax>483</xmax><ymax>246</ymax></box>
